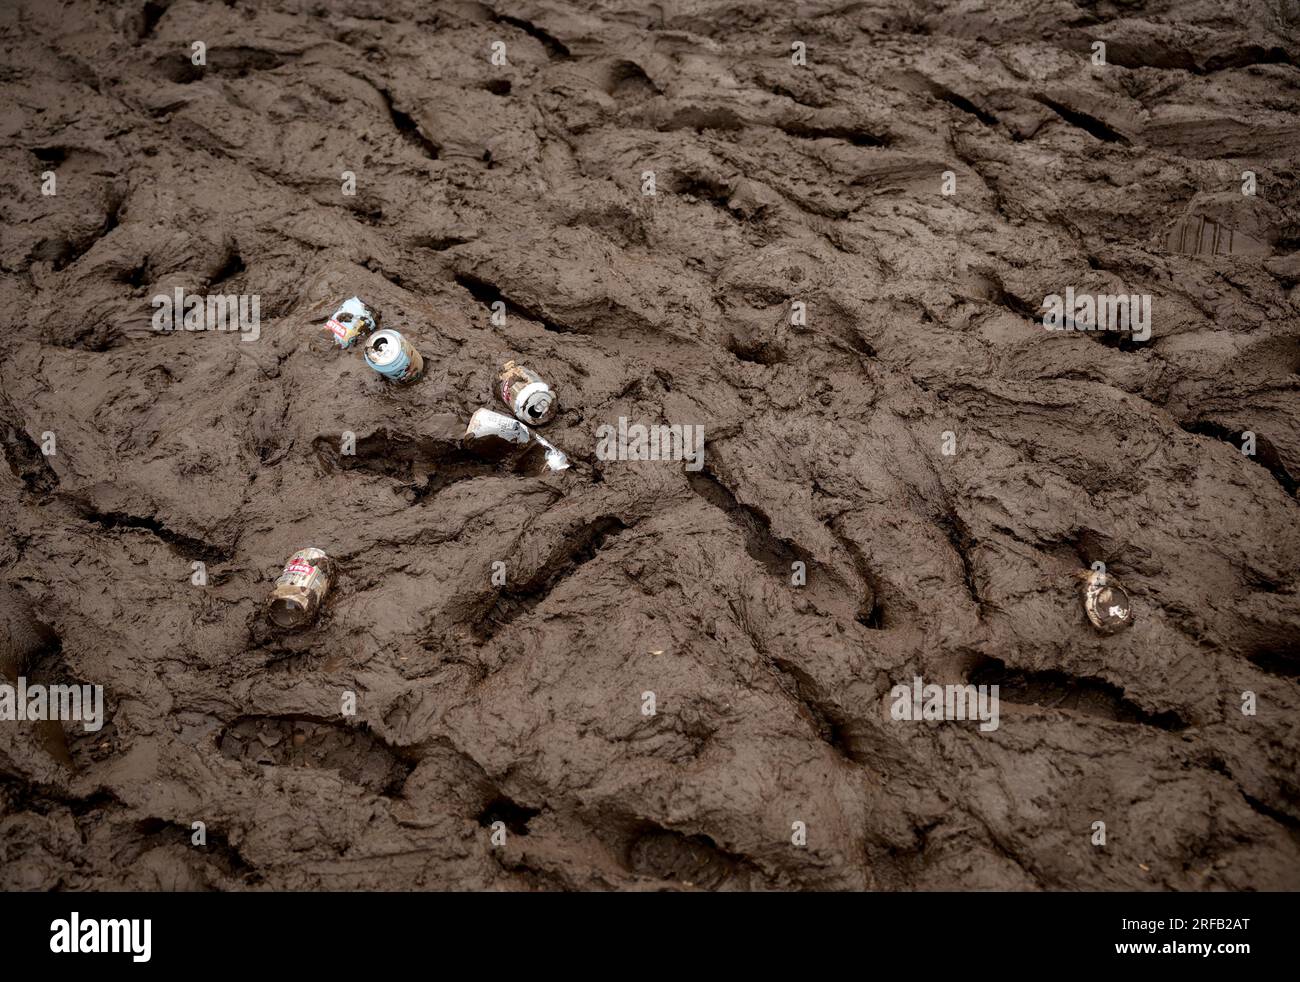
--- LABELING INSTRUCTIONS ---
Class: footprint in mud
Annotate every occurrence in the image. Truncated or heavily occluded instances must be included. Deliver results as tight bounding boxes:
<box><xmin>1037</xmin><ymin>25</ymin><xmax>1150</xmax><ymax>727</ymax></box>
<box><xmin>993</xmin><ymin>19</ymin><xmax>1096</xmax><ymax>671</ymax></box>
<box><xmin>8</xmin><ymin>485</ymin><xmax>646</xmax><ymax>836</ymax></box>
<box><xmin>1162</xmin><ymin>192</ymin><xmax>1278</xmax><ymax>257</ymax></box>
<box><xmin>0</xmin><ymin>586</ymin><xmax>75</xmax><ymax>768</ymax></box>
<box><xmin>218</xmin><ymin>716</ymin><xmax>410</xmax><ymax>794</ymax></box>
<box><xmin>472</xmin><ymin>516</ymin><xmax>627</xmax><ymax>641</ymax></box>
<box><xmin>627</xmin><ymin>828</ymin><xmax>750</xmax><ymax>889</ymax></box>
<box><xmin>1165</xmin><ymin>215</ymin><xmax>1272</xmax><ymax>257</ymax></box>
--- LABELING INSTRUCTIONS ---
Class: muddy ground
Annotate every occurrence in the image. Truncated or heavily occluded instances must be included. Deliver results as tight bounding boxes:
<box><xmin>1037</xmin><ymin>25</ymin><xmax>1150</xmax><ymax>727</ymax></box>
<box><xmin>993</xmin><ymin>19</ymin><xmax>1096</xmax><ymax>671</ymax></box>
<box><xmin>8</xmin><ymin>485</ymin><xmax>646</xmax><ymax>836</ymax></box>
<box><xmin>2</xmin><ymin>0</ymin><xmax>1299</xmax><ymax>891</ymax></box>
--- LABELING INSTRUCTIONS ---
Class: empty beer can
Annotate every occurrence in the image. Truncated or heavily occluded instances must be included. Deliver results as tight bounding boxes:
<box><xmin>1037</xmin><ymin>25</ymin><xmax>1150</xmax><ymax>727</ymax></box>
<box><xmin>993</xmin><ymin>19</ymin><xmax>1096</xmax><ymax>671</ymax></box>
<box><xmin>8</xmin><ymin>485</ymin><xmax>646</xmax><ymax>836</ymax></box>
<box><xmin>364</xmin><ymin>329</ymin><xmax>424</xmax><ymax>384</ymax></box>
<box><xmin>499</xmin><ymin>360</ymin><xmax>558</xmax><ymax>425</ymax></box>
<box><xmin>268</xmin><ymin>548</ymin><xmax>333</xmax><ymax>629</ymax></box>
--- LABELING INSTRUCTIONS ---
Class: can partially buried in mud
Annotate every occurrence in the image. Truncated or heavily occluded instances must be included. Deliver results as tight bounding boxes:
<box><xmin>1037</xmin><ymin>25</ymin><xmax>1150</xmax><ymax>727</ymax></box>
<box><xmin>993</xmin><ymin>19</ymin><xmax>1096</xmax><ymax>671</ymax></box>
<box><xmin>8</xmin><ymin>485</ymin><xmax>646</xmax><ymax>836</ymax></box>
<box><xmin>364</xmin><ymin>329</ymin><xmax>423</xmax><ymax>384</ymax></box>
<box><xmin>498</xmin><ymin>360</ymin><xmax>557</xmax><ymax>425</ymax></box>
<box><xmin>1079</xmin><ymin>568</ymin><xmax>1134</xmax><ymax>635</ymax></box>
<box><xmin>464</xmin><ymin>407</ymin><xmax>569</xmax><ymax>472</ymax></box>
<box><xmin>325</xmin><ymin>297</ymin><xmax>378</xmax><ymax>348</ymax></box>
<box><xmin>268</xmin><ymin>548</ymin><xmax>333</xmax><ymax>629</ymax></box>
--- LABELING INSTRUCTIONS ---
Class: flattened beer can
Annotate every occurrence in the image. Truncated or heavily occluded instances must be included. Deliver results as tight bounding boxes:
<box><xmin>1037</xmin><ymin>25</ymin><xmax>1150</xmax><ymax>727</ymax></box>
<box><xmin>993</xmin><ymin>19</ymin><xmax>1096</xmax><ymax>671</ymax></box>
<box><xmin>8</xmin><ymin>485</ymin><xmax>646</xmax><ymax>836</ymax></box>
<box><xmin>268</xmin><ymin>548</ymin><xmax>333</xmax><ymax>629</ymax></box>
<box><xmin>325</xmin><ymin>297</ymin><xmax>378</xmax><ymax>348</ymax></box>
<box><xmin>364</xmin><ymin>329</ymin><xmax>424</xmax><ymax>384</ymax></box>
<box><xmin>498</xmin><ymin>360</ymin><xmax>557</xmax><ymax>425</ymax></box>
<box><xmin>463</xmin><ymin>407</ymin><xmax>569</xmax><ymax>471</ymax></box>
<box><xmin>464</xmin><ymin>407</ymin><xmax>531</xmax><ymax>451</ymax></box>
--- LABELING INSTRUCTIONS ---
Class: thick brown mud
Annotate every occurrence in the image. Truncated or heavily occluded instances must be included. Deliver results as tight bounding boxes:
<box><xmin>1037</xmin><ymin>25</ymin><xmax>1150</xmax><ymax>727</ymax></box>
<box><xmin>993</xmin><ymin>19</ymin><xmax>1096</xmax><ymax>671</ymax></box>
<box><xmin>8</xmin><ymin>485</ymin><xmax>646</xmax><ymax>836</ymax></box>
<box><xmin>2</xmin><ymin>0</ymin><xmax>1300</xmax><ymax>890</ymax></box>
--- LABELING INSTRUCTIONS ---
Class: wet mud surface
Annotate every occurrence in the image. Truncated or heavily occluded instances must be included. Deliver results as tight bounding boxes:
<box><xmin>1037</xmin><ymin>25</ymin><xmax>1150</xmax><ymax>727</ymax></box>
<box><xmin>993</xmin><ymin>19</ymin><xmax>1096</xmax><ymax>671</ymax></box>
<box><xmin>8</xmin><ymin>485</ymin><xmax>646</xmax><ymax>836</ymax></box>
<box><xmin>3</xmin><ymin>0</ymin><xmax>1300</xmax><ymax>890</ymax></box>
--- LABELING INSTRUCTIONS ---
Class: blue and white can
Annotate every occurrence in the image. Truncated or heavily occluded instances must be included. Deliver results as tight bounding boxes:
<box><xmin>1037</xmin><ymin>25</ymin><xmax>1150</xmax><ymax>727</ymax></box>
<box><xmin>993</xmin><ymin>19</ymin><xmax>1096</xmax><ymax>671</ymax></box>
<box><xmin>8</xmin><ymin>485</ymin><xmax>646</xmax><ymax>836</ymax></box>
<box><xmin>326</xmin><ymin>297</ymin><xmax>377</xmax><ymax>348</ymax></box>
<box><xmin>363</xmin><ymin>329</ymin><xmax>423</xmax><ymax>384</ymax></box>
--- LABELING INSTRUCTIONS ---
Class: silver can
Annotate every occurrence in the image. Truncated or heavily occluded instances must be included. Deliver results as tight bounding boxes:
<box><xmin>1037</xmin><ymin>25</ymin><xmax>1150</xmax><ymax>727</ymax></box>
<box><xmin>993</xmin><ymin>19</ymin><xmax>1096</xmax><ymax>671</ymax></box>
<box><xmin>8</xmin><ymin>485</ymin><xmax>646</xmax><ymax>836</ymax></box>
<box><xmin>499</xmin><ymin>360</ymin><xmax>557</xmax><ymax>425</ymax></box>
<box><xmin>364</xmin><ymin>329</ymin><xmax>424</xmax><ymax>384</ymax></box>
<box><xmin>268</xmin><ymin>548</ymin><xmax>333</xmax><ymax>629</ymax></box>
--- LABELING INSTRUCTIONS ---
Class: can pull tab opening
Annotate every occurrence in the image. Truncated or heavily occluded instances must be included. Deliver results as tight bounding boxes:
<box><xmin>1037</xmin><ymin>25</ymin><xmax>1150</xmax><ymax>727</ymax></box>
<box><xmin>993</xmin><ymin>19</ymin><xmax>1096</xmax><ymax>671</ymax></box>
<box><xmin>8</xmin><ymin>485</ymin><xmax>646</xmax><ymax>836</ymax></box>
<box><xmin>268</xmin><ymin>598</ymin><xmax>306</xmax><ymax>628</ymax></box>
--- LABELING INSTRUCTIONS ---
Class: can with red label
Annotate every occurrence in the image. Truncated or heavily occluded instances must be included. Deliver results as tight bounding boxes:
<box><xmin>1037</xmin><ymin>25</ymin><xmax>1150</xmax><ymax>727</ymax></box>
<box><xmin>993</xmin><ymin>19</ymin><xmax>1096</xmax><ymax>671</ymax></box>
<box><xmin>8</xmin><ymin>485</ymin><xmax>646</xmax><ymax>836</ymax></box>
<box><xmin>267</xmin><ymin>548</ymin><xmax>333</xmax><ymax>629</ymax></box>
<box><xmin>324</xmin><ymin>297</ymin><xmax>378</xmax><ymax>348</ymax></box>
<box><xmin>498</xmin><ymin>360</ymin><xmax>557</xmax><ymax>425</ymax></box>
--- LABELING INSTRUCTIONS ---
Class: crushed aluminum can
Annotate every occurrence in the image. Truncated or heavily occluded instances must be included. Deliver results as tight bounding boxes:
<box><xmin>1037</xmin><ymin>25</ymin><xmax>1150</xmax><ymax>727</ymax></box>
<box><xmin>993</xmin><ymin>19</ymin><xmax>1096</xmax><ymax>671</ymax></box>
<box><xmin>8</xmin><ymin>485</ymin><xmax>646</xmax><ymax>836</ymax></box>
<box><xmin>364</xmin><ymin>328</ymin><xmax>424</xmax><ymax>384</ymax></box>
<box><xmin>463</xmin><ymin>407</ymin><xmax>569</xmax><ymax>472</ymax></box>
<box><xmin>268</xmin><ymin>548</ymin><xmax>333</xmax><ymax>629</ymax></box>
<box><xmin>498</xmin><ymin>360</ymin><xmax>558</xmax><ymax>426</ymax></box>
<box><xmin>325</xmin><ymin>297</ymin><xmax>378</xmax><ymax>348</ymax></box>
<box><xmin>465</xmin><ymin>407</ymin><xmax>531</xmax><ymax>449</ymax></box>
<box><xmin>1079</xmin><ymin>568</ymin><xmax>1133</xmax><ymax>635</ymax></box>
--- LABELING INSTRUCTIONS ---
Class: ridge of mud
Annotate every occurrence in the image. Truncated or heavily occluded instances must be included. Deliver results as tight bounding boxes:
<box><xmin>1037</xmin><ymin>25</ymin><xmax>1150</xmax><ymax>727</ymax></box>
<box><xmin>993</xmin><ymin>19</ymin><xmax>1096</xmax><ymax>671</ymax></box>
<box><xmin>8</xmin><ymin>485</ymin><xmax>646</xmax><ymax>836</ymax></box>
<box><xmin>473</xmin><ymin>516</ymin><xmax>628</xmax><ymax>641</ymax></box>
<box><xmin>969</xmin><ymin>657</ymin><xmax>1189</xmax><ymax>730</ymax></box>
